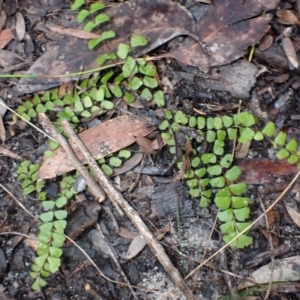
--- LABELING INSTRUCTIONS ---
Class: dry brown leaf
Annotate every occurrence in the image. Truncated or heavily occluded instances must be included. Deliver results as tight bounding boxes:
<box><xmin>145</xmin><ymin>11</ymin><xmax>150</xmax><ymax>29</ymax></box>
<box><xmin>277</xmin><ymin>9</ymin><xmax>300</xmax><ymax>25</ymax></box>
<box><xmin>58</xmin><ymin>83</ymin><xmax>74</xmax><ymax>98</ymax></box>
<box><xmin>117</xmin><ymin>226</ymin><xmax>138</xmax><ymax>240</ymax></box>
<box><xmin>38</xmin><ymin>115</ymin><xmax>156</xmax><ymax>179</ymax></box>
<box><xmin>0</xmin><ymin>29</ymin><xmax>14</xmax><ymax>50</ymax></box>
<box><xmin>0</xmin><ymin>146</ymin><xmax>22</xmax><ymax>160</ymax></box>
<box><xmin>0</xmin><ymin>50</ymin><xmax>23</xmax><ymax>68</ymax></box>
<box><xmin>113</xmin><ymin>152</ymin><xmax>144</xmax><ymax>177</ymax></box>
<box><xmin>266</xmin><ymin>208</ymin><xmax>276</xmax><ymax>228</ymax></box>
<box><xmin>125</xmin><ymin>234</ymin><xmax>147</xmax><ymax>260</ymax></box>
<box><xmin>15</xmin><ymin>12</ymin><xmax>26</xmax><ymax>41</ymax></box>
<box><xmin>168</xmin><ymin>0</ymin><xmax>279</xmax><ymax>68</ymax></box>
<box><xmin>17</xmin><ymin>0</ymin><xmax>201</xmax><ymax>94</ymax></box>
<box><xmin>285</xmin><ymin>205</ymin><xmax>300</xmax><ymax>228</ymax></box>
<box><xmin>282</xmin><ymin>36</ymin><xmax>299</xmax><ymax>69</ymax></box>
<box><xmin>237</xmin><ymin>158</ymin><xmax>298</xmax><ymax>184</ymax></box>
<box><xmin>238</xmin><ymin>256</ymin><xmax>300</xmax><ymax>290</ymax></box>
<box><xmin>259</xmin><ymin>34</ymin><xmax>273</xmax><ymax>51</ymax></box>
<box><xmin>154</xmin><ymin>226</ymin><xmax>170</xmax><ymax>240</ymax></box>
<box><xmin>135</xmin><ymin>136</ymin><xmax>157</xmax><ymax>155</ymax></box>
<box><xmin>24</xmin><ymin>234</ymin><xmax>38</xmax><ymax>251</ymax></box>
<box><xmin>260</xmin><ymin>229</ymin><xmax>280</xmax><ymax>248</ymax></box>
<box><xmin>46</xmin><ymin>25</ymin><xmax>102</xmax><ymax>39</ymax></box>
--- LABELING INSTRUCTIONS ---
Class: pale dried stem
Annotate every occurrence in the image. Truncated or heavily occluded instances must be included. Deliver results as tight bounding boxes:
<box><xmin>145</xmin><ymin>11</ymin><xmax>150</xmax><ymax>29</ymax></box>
<box><xmin>0</xmin><ymin>183</ymin><xmax>39</xmax><ymax>222</ymax></box>
<box><xmin>38</xmin><ymin>114</ymin><xmax>107</xmax><ymax>204</ymax></box>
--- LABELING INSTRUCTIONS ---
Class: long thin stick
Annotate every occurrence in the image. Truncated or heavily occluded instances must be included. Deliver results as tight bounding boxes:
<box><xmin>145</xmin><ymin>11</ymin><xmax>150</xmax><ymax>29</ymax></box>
<box><xmin>38</xmin><ymin>114</ymin><xmax>109</xmax><ymax>207</ymax></box>
<box><xmin>0</xmin><ymin>183</ymin><xmax>39</xmax><ymax>222</ymax></box>
<box><xmin>57</xmin><ymin>118</ymin><xmax>194</xmax><ymax>300</ymax></box>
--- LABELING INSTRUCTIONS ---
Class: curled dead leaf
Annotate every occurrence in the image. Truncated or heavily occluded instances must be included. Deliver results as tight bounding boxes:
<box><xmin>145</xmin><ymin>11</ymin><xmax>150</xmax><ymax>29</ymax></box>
<box><xmin>169</xmin><ymin>0</ymin><xmax>278</xmax><ymax>68</ymax></box>
<box><xmin>285</xmin><ymin>205</ymin><xmax>300</xmax><ymax>228</ymax></box>
<box><xmin>281</xmin><ymin>36</ymin><xmax>299</xmax><ymax>69</ymax></box>
<box><xmin>238</xmin><ymin>256</ymin><xmax>300</xmax><ymax>290</ymax></box>
<box><xmin>276</xmin><ymin>9</ymin><xmax>300</xmax><ymax>25</ymax></box>
<box><xmin>24</xmin><ymin>234</ymin><xmax>38</xmax><ymax>251</ymax></box>
<box><xmin>113</xmin><ymin>153</ymin><xmax>144</xmax><ymax>177</ymax></box>
<box><xmin>125</xmin><ymin>234</ymin><xmax>147</xmax><ymax>260</ymax></box>
<box><xmin>15</xmin><ymin>12</ymin><xmax>26</xmax><ymax>41</ymax></box>
<box><xmin>117</xmin><ymin>226</ymin><xmax>138</xmax><ymax>240</ymax></box>
<box><xmin>135</xmin><ymin>136</ymin><xmax>157</xmax><ymax>155</ymax></box>
<box><xmin>0</xmin><ymin>29</ymin><xmax>14</xmax><ymax>50</ymax></box>
<box><xmin>235</xmin><ymin>142</ymin><xmax>250</xmax><ymax>159</ymax></box>
<box><xmin>259</xmin><ymin>34</ymin><xmax>273</xmax><ymax>52</ymax></box>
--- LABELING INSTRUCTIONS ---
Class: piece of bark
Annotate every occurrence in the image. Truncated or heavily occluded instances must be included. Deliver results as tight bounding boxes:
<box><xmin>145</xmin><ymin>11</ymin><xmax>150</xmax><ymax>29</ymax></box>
<box><xmin>243</xmin><ymin>243</ymin><xmax>291</xmax><ymax>268</ymax></box>
<box><xmin>89</xmin><ymin>225</ymin><xmax>138</xmax><ymax>300</ymax></box>
<box><xmin>0</xmin><ymin>249</ymin><xmax>7</xmax><ymax>282</ymax></box>
<box><xmin>65</xmin><ymin>201</ymin><xmax>101</xmax><ymax>244</ymax></box>
<box><xmin>59</xmin><ymin>119</ymin><xmax>194</xmax><ymax>300</ymax></box>
<box><xmin>237</xmin><ymin>158</ymin><xmax>298</xmax><ymax>184</ymax></box>
<box><xmin>194</xmin><ymin>60</ymin><xmax>259</xmax><ymax>99</ymax></box>
<box><xmin>148</xmin><ymin>182</ymin><xmax>193</xmax><ymax>219</ymax></box>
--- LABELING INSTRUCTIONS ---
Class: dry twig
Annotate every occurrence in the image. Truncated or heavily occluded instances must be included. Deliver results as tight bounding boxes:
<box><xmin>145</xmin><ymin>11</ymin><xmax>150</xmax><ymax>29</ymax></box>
<box><xmin>60</xmin><ymin>118</ymin><xmax>194</xmax><ymax>300</ymax></box>
<box><xmin>258</xmin><ymin>193</ymin><xmax>274</xmax><ymax>299</ymax></box>
<box><xmin>0</xmin><ymin>183</ymin><xmax>39</xmax><ymax>222</ymax></box>
<box><xmin>37</xmin><ymin>114</ymin><xmax>194</xmax><ymax>300</ymax></box>
<box><xmin>38</xmin><ymin>114</ymin><xmax>114</xmax><ymax>209</ymax></box>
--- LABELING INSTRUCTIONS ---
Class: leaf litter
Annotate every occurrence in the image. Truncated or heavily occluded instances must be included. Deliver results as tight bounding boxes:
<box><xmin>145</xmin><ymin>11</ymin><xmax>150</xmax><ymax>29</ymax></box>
<box><xmin>168</xmin><ymin>0</ymin><xmax>279</xmax><ymax>68</ymax></box>
<box><xmin>16</xmin><ymin>0</ymin><xmax>203</xmax><ymax>95</ymax></box>
<box><xmin>3</xmin><ymin>0</ymin><xmax>300</xmax><ymax>299</ymax></box>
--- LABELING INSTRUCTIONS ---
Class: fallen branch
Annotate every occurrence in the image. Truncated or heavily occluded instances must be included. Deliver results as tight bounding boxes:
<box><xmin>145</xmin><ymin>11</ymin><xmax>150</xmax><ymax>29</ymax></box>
<box><xmin>38</xmin><ymin>114</ymin><xmax>123</xmax><ymax>216</ymax></box>
<box><xmin>38</xmin><ymin>113</ymin><xmax>194</xmax><ymax>300</ymax></box>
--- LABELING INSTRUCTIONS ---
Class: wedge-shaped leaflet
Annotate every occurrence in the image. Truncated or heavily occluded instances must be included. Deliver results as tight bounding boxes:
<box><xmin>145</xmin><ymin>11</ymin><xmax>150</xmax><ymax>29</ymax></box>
<box><xmin>262</xmin><ymin>121</ymin><xmax>275</xmax><ymax>137</ymax></box>
<box><xmin>223</xmin><ymin>232</ymin><xmax>253</xmax><ymax>248</ymax></box>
